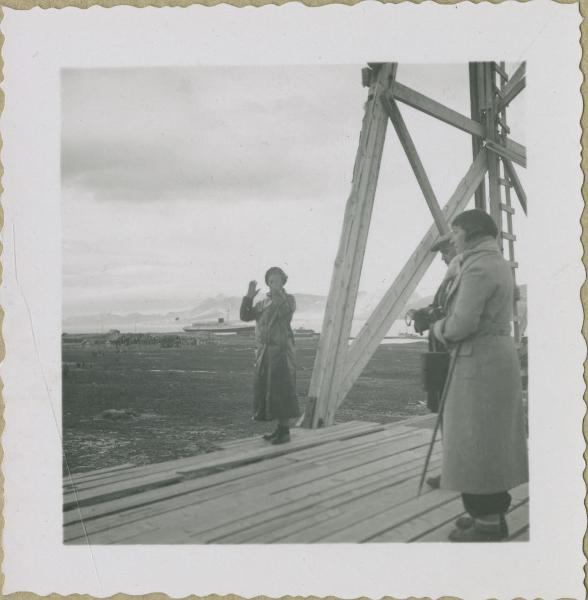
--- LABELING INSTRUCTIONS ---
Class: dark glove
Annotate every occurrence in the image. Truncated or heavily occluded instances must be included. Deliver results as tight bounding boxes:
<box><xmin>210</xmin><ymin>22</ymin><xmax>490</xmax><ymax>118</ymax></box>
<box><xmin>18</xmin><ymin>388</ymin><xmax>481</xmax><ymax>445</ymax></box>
<box><xmin>412</xmin><ymin>309</ymin><xmax>430</xmax><ymax>334</ymax></box>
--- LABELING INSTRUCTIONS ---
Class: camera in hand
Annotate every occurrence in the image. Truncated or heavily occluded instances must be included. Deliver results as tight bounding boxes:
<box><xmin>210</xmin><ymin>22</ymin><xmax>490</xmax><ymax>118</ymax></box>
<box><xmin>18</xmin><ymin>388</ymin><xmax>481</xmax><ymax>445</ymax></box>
<box><xmin>406</xmin><ymin>305</ymin><xmax>445</xmax><ymax>334</ymax></box>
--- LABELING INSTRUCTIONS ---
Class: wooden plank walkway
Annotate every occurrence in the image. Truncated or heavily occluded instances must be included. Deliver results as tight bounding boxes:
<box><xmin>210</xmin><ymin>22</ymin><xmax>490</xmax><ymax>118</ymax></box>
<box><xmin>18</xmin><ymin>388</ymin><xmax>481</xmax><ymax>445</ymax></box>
<box><xmin>63</xmin><ymin>417</ymin><xmax>529</xmax><ymax>544</ymax></box>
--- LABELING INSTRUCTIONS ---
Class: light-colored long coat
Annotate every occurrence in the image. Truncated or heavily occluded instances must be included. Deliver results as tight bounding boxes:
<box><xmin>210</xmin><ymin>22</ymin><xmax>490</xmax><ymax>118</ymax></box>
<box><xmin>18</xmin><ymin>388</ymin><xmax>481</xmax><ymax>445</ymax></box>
<box><xmin>433</xmin><ymin>237</ymin><xmax>528</xmax><ymax>494</ymax></box>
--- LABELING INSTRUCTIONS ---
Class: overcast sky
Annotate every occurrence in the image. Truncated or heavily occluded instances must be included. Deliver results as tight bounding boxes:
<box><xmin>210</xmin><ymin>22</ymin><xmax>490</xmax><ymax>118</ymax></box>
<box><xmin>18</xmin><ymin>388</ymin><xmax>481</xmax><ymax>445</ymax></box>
<box><xmin>62</xmin><ymin>64</ymin><xmax>526</xmax><ymax>317</ymax></box>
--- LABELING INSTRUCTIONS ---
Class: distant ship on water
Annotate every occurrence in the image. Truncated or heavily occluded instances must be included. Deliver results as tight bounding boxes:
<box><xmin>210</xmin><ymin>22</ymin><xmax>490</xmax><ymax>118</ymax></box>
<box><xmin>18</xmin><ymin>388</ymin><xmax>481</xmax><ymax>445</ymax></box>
<box><xmin>293</xmin><ymin>327</ymin><xmax>318</xmax><ymax>338</ymax></box>
<box><xmin>183</xmin><ymin>317</ymin><xmax>254</xmax><ymax>335</ymax></box>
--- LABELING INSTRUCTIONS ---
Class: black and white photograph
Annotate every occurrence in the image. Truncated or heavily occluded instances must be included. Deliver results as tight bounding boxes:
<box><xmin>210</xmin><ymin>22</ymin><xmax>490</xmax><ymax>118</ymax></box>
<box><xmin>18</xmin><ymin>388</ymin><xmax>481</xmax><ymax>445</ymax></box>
<box><xmin>1</xmin><ymin>3</ymin><xmax>584</xmax><ymax>597</ymax></box>
<box><xmin>61</xmin><ymin>62</ymin><xmax>530</xmax><ymax>545</ymax></box>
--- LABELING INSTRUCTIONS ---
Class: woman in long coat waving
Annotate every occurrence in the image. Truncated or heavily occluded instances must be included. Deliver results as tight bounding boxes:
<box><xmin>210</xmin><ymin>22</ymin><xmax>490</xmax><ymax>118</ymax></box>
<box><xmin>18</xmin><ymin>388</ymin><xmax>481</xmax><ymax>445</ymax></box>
<box><xmin>240</xmin><ymin>266</ymin><xmax>299</xmax><ymax>444</ymax></box>
<box><xmin>433</xmin><ymin>209</ymin><xmax>528</xmax><ymax>542</ymax></box>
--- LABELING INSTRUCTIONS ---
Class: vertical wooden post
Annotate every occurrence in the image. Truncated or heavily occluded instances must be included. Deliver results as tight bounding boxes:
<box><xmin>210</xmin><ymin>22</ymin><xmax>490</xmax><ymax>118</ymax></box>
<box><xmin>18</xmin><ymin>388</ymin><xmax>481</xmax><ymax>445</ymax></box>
<box><xmin>306</xmin><ymin>63</ymin><xmax>395</xmax><ymax>428</ymax></box>
<box><xmin>469</xmin><ymin>63</ymin><xmax>486</xmax><ymax>210</ymax></box>
<box><xmin>484</xmin><ymin>62</ymin><xmax>503</xmax><ymax>248</ymax></box>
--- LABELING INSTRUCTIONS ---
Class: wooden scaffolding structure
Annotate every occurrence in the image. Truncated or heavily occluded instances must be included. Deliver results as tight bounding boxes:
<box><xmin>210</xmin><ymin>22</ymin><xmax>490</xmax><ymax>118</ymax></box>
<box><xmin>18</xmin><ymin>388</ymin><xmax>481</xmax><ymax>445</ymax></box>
<box><xmin>304</xmin><ymin>62</ymin><xmax>527</xmax><ymax>428</ymax></box>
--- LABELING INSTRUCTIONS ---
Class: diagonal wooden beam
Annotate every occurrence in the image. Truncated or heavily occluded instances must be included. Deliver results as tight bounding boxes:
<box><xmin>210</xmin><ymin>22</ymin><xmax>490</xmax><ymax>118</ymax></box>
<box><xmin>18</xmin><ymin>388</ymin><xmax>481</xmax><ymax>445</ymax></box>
<box><xmin>486</xmin><ymin>139</ymin><xmax>527</xmax><ymax>168</ymax></box>
<box><xmin>506</xmin><ymin>138</ymin><xmax>526</xmax><ymax>165</ymax></box>
<box><xmin>388</xmin><ymin>80</ymin><xmax>485</xmax><ymax>138</ymax></box>
<box><xmin>503</xmin><ymin>159</ymin><xmax>528</xmax><ymax>215</ymax></box>
<box><xmin>381</xmin><ymin>95</ymin><xmax>450</xmax><ymax>236</ymax></box>
<box><xmin>498</xmin><ymin>62</ymin><xmax>526</xmax><ymax>110</ymax></box>
<box><xmin>306</xmin><ymin>63</ymin><xmax>396</xmax><ymax>428</ymax></box>
<box><xmin>336</xmin><ymin>150</ymin><xmax>489</xmax><ymax>405</ymax></box>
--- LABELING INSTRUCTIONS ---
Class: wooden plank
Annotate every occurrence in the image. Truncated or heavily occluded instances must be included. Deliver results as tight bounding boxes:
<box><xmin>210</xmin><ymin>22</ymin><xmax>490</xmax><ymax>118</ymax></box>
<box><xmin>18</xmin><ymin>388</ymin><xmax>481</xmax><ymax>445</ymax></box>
<box><xmin>221</xmin><ymin>457</ymin><xmax>442</xmax><ymax>543</ymax></box>
<box><xmin>285</xmin><ymin>427</ymin><xmax>416</xmax><ymax>463</ymax></box>
<box><xmin>487</xmin><ymin>140</ymin><xmax>527</xmax><ymax>168</ymax></box>
<box><xmin>308</xmin><ymin>63</ymin><xmax>396</xmax><ymax>428</ymax></box>
<box><xmin>338</xmin><ymin>150</ymin><xmax>488</xmax><ymax>404</ymax></box>
<box><xmin>505</xmin><ymin>138</ymin><xmax>526</xmax><ymax>164</ymax></box>
<box><xmin>511</xmin><ymin>527</ymin><xmax>529</xmax><ymax>542</ymax></box>
<box><xmin>389</xmin><ymin>80</ymin><xmax>485</xmax><ymax>138</ymax></box>
<box><xmin>212</xmin><ymin>458</ymin><xmax>442</xmax><ymax>544</ymax></box>
<box><xmin>493</xmin><ymin>62</ymin><xmax>509</xmax><ymax>82</ymax></box>
<box><xmin>65</xmin><ymin>426</ymin><xmax>423</xmax><ymax>534</ymax></box>
<box><xmin>65</xmin><ymin>463</ymin><xmax>136</xmax><ymax>486</ymax></box>
<box><xmin>66</xmin><ymin>428</ymin><xmax>428</xmax><ymax>542</ymax></box>
<box><xmin>503</xmin><ymin>158</ymin><xmax>527</xmax><ymax>215</ymax></box>
<box><xmin>325</xmin><ymin>491</ymin><xmax>458</xmax><ymax>543</ymax></box>
<box><xmin>216</xmin><ymin>420</ymin><xmax>375</xmax><ymax>451</ymax></box>
<box><xmin>66</xmin><ymin>424</ymin><xmax>363</xmax><ymax>498</ymax></box>
<box><xmin>63</xmin><ymin>471</ymin><xmax>184</xmax><ymax>511</ymax></box>
<box><xmin>63</xmin><ymin>453</ymin><xmax>298</xmax><ymax>528</ymax></box>
<box><xmin>276</xmin><ymin>455</ymin><xmax>440</xmax><ymax>514</ymax></box>
<box><xmin>273</xmin><ymin>435</ymin><xmax>436</xmax><ymax>501</ymax></box>
<box><xmin>63</xmin><ymin>456</ymin><xmax>308</xmax><ymax>541</ymax></box>
<box><xmin>498</xmin><ymin>68</ymin><xmax>525</xmax><ymax>110</ymax></box>
<box><xmin>393</xmin><ymin>413</ymin><xmax>437</xmax><ymax>429</ymax></box>
<box><xmin>506</xmin><ymin>501</ymin><xmax>530</xmax><ymax>540</ymax></box>
<box><xmin>80</xmin><ymin>434</ymin><xmax>436</xmax><ymax>544</ymax></box>
<box><xmin>280</xmin><ymin>473</ymin><xmax>454</xmax><ymax>544</ymax></box>
<box><xmin>368</xmin><ymin>494</ymin><xmax>465</xmax><ymax>543</ymax></box>
<box><xmin>382</xmin><ymin>96</ymin><xmax>450</xmax><ymax>235</ymax></box>
<box><xmin>64</xmin><ymin>452</ymin><xmax>237</xmax><ymax>493</ymax></box>
<box><xmin>176</xmin><ymin>422</ymin><xmax>386</xmax><ymax>477</ymax></box>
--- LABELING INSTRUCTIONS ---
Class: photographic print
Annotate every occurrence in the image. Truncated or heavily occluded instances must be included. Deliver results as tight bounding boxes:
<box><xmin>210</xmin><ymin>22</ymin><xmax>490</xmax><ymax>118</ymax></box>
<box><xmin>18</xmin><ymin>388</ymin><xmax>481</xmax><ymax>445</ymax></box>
<box><xmin>62</xmin><ymin>62</ymin><xmax>529</xmax><ymax>544</ymax></box>
<box><xmin>2</xmin><ymin>3</ymin><xmax>583</xmax><ymax>597</ymax></box>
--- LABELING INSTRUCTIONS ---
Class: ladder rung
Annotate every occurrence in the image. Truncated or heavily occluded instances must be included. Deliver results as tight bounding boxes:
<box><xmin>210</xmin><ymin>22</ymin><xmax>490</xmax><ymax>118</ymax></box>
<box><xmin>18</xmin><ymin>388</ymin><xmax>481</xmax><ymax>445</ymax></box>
<box><xmin>509</xmin><ymin>261</ymin><xmax>519</xmax><ymax>268</ymax></box>
<box><xmin>501</xmin><ymin>231</ymin><xmax>517</xmax><ymax>241</ymax></box>
<box><xmin>499</xmin><ymin>178</ymin><xmax>511</xmax><ymax>188</ymax></box>
<box><xmin>497</xmin><ymin>117</ymin><xmax>510</xmax><ymax>134</ymax></box>
<box><xmin>500</xmin><ymin>203</ymin><xmax>515</xmax><ymax>214</ymax></box>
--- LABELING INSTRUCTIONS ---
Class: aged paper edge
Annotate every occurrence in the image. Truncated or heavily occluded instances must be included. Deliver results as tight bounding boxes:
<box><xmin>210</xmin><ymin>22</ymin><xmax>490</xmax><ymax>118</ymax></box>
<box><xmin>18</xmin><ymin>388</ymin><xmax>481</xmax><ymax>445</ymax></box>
<box><xmin>0</xmin><ymin>0</ymin><xmax>585</xmax><ymax>599</ymax></box>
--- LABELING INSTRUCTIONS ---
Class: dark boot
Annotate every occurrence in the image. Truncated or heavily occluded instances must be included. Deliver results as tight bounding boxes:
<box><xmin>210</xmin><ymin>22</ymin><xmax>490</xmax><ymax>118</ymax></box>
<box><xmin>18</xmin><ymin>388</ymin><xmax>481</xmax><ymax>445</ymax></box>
<box><xmin>449</xmin><ymin>514</ymin><xmax>508</xmax><ymax>542</ymax></box>
<box><xmin>262</xmin><ymin>426</ymin><xmax>280</xmax><ymax>441</ymax></box>
<box><xmin>426</xmin><ymin>474</ymin><xmax>441</xmax><ymax>489</ymax></box>
<box><xmin>271</xmin><ymin>425</ymin><xmax>291</xmax><ymax>445</ymax></box>
<box><xmin>455</xmin><ymin>515</ymin><xmax>474</xmax><ymax>530</ymax></box>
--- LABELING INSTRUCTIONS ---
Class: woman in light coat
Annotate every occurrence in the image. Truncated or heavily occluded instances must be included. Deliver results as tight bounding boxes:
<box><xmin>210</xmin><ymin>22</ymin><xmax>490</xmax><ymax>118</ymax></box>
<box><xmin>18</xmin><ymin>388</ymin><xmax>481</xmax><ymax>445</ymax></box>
<box><xmin>240</xmin><ymin>266</ymin><xmax>299</xmax><ymax>444</ymax></box>
<box><xmin>433</xmin><ymin>209</ymin><xmax>528</xmax><ymax>542</ymax></box>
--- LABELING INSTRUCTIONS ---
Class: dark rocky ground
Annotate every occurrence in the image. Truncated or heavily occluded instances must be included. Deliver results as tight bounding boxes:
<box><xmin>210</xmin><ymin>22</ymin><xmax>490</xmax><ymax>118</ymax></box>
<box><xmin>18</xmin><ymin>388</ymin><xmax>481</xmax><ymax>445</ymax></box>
<box><xmin>62</xmin><ymin>334</ymin><xmax>428</xmax><ymax>475</ymax></box>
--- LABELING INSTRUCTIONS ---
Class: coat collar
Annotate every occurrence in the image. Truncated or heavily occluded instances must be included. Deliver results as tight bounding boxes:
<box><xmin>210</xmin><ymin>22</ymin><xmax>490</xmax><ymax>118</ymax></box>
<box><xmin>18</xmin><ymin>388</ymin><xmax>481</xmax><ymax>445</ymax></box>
<box><xmin>443</xmin><ymin>237</ymin><xmax>500</xmax><ymax>305</ymax></box>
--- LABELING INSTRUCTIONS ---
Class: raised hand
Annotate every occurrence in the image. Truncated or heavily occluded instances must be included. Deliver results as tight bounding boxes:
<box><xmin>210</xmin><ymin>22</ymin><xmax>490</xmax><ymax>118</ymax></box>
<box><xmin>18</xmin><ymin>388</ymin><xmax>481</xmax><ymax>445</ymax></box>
<box><xmin>247</xmin><ymin>280</ymin><xmax>259</xmax><ymax>299</ymax></box>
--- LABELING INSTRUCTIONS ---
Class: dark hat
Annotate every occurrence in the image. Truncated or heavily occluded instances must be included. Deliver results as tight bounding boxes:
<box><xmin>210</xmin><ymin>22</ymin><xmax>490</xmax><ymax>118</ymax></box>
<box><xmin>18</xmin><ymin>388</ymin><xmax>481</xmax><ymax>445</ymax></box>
<box><xmin>451</xmin><ymin>209</ymin><xmax>499</xmax><ymax>239</ymax></box>
<box><xmin>430</xmin><ymin>232</ymin><xmax>453</xmax><ymax>253</ymax></box>
<box><xmin>265</xmin><ymin>266</ymin><xmax>288</xmax><ymax>286</ymax></box>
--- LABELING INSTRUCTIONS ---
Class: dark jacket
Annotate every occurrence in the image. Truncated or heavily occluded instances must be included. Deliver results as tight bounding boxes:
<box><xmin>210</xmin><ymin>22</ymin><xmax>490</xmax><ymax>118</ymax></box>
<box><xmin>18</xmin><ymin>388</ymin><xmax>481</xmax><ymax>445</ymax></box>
<box><xmin>240</xmin><ymin>292</ymin><xmax>299</xmax><ymax>421</ymax></box>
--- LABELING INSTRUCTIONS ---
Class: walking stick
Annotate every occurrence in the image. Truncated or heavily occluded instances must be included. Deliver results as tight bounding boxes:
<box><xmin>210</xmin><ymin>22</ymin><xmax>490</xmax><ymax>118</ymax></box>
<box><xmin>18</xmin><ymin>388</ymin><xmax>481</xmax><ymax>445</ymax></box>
<box><xmin>417</xmin><ymin>341</ymin><xmax>461</xmax><ymax>497</ymax></box>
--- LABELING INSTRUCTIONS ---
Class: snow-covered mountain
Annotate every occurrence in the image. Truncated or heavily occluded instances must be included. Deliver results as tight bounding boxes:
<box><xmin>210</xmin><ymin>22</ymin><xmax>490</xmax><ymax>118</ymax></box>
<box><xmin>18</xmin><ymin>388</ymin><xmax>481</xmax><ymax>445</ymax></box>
<box><xmin>62</xmin><ymin>290</ymin><xmax>431</xmax><ymax>334</ymax></box>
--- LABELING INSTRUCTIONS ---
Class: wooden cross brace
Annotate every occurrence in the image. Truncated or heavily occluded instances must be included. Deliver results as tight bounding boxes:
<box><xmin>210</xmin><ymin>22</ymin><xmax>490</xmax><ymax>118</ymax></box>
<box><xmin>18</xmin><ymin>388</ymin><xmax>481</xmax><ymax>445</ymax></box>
<box><xmin>304</xmin><ymin>62</ymin><xmax>525</xmax><ymax>428</ymax></box>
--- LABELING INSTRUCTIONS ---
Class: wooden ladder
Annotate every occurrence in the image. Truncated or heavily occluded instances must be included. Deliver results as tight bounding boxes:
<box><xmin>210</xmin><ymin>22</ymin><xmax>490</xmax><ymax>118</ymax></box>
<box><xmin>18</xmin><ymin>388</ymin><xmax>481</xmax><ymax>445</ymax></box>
<box><xmin>494</xmin><ymin>61</ymin><xmax>522</xmax><ymax>345</ymax></box>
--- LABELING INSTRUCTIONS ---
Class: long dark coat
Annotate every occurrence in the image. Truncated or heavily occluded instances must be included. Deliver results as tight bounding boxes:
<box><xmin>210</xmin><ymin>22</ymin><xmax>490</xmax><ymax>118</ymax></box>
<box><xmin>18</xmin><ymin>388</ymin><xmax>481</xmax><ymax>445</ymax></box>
<box><xmin>240</xmin><ymin>292</ymin><xmax>299</xmax><ymax>421</ymax></box>
<box><xmin>433</xmin><ymin>237</ymin><xmax>528</xmax><ymax>494</ymax></box>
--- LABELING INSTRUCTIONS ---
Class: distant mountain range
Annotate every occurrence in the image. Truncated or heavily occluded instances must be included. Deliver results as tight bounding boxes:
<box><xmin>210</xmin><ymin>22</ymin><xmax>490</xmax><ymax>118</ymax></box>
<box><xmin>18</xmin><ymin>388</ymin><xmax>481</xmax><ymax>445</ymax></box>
<box><xmin>63</xmin><ymin>284</ymin><xmax>527</xmax><ymax>334</ymax></box>
<box><xmin>63</xmin><ymin>290</ymin><xmax>433</xmax><ymax>334</ymax></box>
